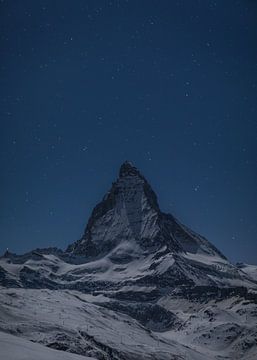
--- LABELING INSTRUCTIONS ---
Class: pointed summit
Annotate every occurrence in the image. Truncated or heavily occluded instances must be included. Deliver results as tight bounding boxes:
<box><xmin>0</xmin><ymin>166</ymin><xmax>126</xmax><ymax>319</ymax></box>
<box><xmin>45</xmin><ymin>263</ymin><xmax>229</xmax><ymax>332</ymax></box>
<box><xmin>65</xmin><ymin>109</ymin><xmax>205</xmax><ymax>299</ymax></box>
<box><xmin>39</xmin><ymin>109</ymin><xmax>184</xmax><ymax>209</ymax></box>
<box><xmin>119</xmin><ymin>161</ymin><xmax>141</xmax><ymax>178</ymax></box>
<box><xmin>67</xmin><ymin>161</ymin><xmax>165</xmax><ymax>256</ymax></box>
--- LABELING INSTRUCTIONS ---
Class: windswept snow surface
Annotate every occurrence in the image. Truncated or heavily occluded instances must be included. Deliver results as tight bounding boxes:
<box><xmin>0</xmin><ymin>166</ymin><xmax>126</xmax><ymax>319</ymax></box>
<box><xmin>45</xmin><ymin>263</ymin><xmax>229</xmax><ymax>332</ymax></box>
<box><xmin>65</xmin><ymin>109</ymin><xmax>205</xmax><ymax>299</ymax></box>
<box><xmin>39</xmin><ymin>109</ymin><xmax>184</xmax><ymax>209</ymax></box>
<box><xmin>0</xmin><ymin>331</ymin><xmax>95</xmax><ymax>360</ymax></box>
<box><xmin>237</xmin><ymin>263</ymin><xmax>257</xmax><ymax>284</ymax></box>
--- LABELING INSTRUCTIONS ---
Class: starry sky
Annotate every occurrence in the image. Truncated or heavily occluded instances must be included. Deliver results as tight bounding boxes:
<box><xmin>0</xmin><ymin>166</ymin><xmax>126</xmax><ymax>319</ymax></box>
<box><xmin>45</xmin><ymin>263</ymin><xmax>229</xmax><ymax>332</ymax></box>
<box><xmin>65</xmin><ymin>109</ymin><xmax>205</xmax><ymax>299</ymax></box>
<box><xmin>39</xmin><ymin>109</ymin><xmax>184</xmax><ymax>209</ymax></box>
<box><xmin>0</xmin><ymin>0</ymin><xmax>256</xmax><ymax>264</ymax></box>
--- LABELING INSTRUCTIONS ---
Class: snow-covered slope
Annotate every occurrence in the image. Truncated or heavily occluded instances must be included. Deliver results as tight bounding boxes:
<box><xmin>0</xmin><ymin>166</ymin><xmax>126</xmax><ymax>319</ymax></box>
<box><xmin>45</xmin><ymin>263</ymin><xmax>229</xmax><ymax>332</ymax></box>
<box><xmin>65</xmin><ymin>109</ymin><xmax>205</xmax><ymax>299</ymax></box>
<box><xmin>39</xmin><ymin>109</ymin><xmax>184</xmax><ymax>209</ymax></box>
<box><xmin>0</xmin><ymin>287</ymin><xmax>205</xmax><ymax>360</ymax></box>
<box><xmin>0</xmin><ymin>287</ymin><xmax>256</xmax><ymax>360</ymax></box>
<box><xmin>0</xmin><ymin>161</ymin><xmax>256</xmax><ymax>360</ymax></box>
<box><xmin>0</xmin><ymin>247</ymin><xmax>254</xmax><ymax>294</ymax></box>
<box><xmin>0</xmin><ymin>331</ymin><xmax>95</xmax><ymax>360</ymax></box>
<box><xmin>237</xmin><ymin>263</ymin><xmax>257</xmax><ymax>284</ymax></box>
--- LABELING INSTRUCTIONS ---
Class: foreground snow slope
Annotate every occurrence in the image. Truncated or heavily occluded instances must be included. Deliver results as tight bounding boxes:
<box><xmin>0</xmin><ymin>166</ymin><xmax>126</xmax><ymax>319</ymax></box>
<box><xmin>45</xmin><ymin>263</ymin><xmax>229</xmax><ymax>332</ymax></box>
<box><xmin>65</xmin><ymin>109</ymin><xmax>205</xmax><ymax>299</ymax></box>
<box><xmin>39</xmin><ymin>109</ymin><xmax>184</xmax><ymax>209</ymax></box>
<box><xmin>0</xmin><ymin>287</ymin><xmax>257</xmax><ymax>360</ymax></box>
<box><xmin>0</xmin><ymin>287</ymin><xmax>204</xmax><ymax>360</ymax></box>
<box><xmin>0</xmin><ymin>331</ymin><xmax>95</xmax><ymax>360</ymax></box>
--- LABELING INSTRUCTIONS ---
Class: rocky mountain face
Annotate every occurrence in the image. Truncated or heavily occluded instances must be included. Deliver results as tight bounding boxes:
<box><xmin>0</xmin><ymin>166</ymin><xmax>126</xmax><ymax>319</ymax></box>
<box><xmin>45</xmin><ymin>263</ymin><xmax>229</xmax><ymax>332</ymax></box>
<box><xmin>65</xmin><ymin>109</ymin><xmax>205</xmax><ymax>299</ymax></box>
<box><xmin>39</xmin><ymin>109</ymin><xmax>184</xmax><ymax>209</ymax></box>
<box><xmin>68</xmin><ymin>161</ymin><xmax>224</xmax><ymax>259</ymax></box>
<box><xmin>0</xmin><ymin>162</ymin><xmax>257</xmax><ymax>360</ymax></box>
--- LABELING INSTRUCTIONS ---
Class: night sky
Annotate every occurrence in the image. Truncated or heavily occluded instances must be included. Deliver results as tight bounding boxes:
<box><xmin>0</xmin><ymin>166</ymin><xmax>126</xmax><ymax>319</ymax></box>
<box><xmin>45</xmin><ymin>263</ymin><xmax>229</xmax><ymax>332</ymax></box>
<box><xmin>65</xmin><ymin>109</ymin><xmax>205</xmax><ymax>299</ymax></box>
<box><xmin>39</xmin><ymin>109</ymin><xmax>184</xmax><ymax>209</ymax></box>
<box><xmin>1</xmin><ymin>1</ymin><xmax>256</xmax><ymax>264</ymax></box>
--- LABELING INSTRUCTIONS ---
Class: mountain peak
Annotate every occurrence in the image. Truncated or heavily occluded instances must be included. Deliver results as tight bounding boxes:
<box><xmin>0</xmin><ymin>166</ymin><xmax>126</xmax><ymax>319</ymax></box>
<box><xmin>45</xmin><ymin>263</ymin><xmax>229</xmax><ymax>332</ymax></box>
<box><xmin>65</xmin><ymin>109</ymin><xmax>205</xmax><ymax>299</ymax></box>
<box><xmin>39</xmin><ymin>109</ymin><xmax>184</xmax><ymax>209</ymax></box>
<box><xmin>67</xmin><ymin>163</ymin><xmax>226</xmax><ymax>261</ymax></box>
<box><xmin>119</xmin><ymin>161</ymin><xmax>141</xmax><ymax>178</ymax></box>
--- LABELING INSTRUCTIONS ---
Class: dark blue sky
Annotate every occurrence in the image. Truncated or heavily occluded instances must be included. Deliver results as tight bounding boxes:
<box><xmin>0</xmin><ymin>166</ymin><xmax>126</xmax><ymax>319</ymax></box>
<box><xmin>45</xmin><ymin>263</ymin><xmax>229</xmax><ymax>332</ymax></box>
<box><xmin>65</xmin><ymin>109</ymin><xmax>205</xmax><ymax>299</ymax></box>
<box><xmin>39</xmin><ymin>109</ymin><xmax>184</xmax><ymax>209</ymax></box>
<box><xmin>0</xmin><ymin>0</ymin><xmax>256</xmax><ymax>264</ymax></box>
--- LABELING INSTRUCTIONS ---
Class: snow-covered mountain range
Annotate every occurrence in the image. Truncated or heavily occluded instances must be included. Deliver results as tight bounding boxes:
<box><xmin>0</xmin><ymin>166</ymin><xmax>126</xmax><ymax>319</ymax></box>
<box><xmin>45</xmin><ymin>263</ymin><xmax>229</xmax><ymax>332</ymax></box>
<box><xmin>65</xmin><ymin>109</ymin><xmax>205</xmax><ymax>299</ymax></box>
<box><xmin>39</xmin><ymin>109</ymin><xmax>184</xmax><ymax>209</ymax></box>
<box><xmin>0</xmin><ymin>161</ymin><xmax>257</xmax><ymax>359</ymax></box>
